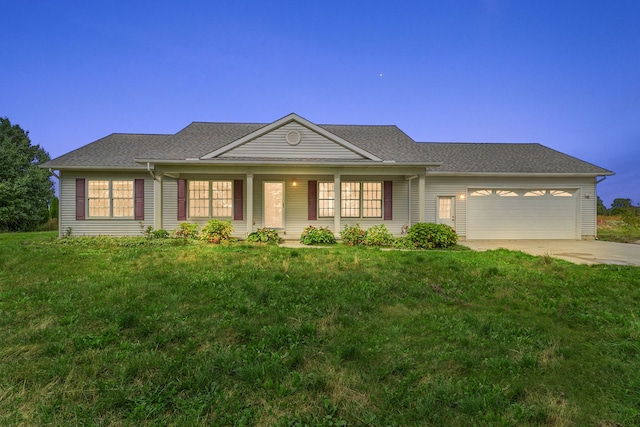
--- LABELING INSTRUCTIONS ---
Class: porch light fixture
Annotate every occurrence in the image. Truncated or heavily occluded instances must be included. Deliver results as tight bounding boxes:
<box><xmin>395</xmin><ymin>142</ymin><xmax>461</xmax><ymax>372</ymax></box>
<box><xmin>292</xmin><ymin>179</ymin><xmax>298</xmax><ymax>187</ymax></box>
<box><xmin>458</xmin><ymin>193</ymin><xmax>466</xmax><ymax>200</ymax></box>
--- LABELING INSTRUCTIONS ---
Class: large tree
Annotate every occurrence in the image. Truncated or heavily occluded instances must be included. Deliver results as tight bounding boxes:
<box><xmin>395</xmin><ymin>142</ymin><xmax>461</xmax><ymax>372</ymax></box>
<box><xmin>0</xmin><ymin>117</ymin><xmax>55</xmax><ymax>231</ymax></box>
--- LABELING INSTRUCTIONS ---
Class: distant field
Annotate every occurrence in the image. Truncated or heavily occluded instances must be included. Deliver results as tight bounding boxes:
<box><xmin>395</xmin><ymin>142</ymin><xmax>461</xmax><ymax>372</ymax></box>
<box><xmin>1</xmin><ymin>232</ymin><xmax>639</xmax><ymax>426</ymax></box>
<box><xmin>597</xmin><ymin>215</ymin><xmax>640</xmax><ymax>243</ymax></box>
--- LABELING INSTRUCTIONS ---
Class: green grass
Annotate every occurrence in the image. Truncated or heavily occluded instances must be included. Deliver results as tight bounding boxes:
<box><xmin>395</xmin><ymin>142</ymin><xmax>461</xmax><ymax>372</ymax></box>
<box><xmin>598</xmin><ymin>216</ymin><xmax>640</xmax><ymax>243</ymax></box>
<box><xmin>1</xmin><ymin>232</ymin><xmax>639</xmax><ymax>426</ymax></box>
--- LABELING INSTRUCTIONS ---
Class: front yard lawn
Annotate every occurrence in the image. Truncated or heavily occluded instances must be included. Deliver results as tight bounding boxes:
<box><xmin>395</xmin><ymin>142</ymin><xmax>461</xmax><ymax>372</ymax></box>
<box><xmin>1</xmin><ymin>232</ymin><xmax>639</xmax><ymax>425</ymax></box>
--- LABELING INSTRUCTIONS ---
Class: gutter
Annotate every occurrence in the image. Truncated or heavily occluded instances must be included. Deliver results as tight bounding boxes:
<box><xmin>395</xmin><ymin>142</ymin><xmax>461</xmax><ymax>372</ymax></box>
<box><xmin>134</xmin><ymin>158</ymin><xmax>443</xmax><ymax>168</ymax></box>
<box><xmin>424</xmin><ymin>171</ymin><xmax>615</xmax><ymax>178</ymax></box>
<box><xmin>147</xmin><ymin>162</ymin><xmax>157</xmax><ymax>180</ymax></box>
<box><xmin>48</xmin><ymin>168</ymin><xmax>60</xmax><ymax>180</ymax></box>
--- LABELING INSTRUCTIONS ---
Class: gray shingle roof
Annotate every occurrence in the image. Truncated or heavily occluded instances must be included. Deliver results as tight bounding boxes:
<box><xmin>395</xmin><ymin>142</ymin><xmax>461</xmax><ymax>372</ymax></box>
<box><xmin>417</xmin><ymin>142</ymin><xmax>613</xmax><ymax>175</ymax></box>
<box><xmin>43</xmin><ymin>133</ymin><xmax>173</xmax><ymax>168</ymax></box>
<box><xmin>42</xmin><ymin>120</ymin><xmax>613</xmax><ymax>175</ymax></box>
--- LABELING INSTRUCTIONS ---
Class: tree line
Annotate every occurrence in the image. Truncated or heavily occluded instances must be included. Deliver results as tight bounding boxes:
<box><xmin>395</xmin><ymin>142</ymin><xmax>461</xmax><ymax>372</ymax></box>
<box><xmin>0</xmin><ymin>117</ymin><xmax>55</xmax><ymax>232</ymax></box>
<box><xmin>597</xmin><ymin>196</ymin><xmax>639</xmax><ymax>216</ymax></box>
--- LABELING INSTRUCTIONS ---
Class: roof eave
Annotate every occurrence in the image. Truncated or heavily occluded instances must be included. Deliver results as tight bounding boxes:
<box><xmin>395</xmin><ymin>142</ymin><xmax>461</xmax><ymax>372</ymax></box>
<box><xmin>425</xmin><ymin>171</ymin><xmax>615</xmax><ymax>177</ymax></box>
<box><xmin>135</xmin><ymin>158</ymin><xmax>442</xmax><ymax>168</ymax></box>
<box><xmin>39</xmin><ymin>165</ymin><xmax>145</xmax><ymax>171</ymax></box>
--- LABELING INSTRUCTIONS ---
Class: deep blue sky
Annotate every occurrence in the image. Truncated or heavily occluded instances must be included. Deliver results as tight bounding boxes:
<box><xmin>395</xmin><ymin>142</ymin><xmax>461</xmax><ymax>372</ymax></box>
<box><xmin>2</xmin><ymin>1</ymin><xmax>639</xmax><ymax>206</ymax></box>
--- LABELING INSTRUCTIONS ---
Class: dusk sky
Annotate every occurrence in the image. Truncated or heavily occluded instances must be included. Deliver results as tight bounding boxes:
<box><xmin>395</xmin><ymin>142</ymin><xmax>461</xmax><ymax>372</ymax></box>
<box><xmin>2</xmin><ymin>1</ymin><xmax>638</xmax><ymax>206</ymax></box>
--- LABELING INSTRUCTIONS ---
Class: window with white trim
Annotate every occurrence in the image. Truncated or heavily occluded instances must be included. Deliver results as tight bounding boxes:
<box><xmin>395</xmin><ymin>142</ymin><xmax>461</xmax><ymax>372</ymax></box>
<box><xmin>88</xmin><ymin>179</ymin><xmax>133</xmax><ymax>218</ymax></box>
<box><xmin>341</xmin><ymin>182</ymin><xmax>360</xmax><ymax>217</ymax></box>
<box><xmin>318</xmin><ymin>182</ymin><xmax>335</xmax><ymax>217</ymax></box>
<box><xmin>189</xmin><ymin>180</ymin><xmax>233</xmax><ymax>218</ymax></box>
<box><xmin>362</xmin><ymin>182</ymin><xmax>382</xmax><ymax>217</ymax></box>
<box><xmin>340</xmin><ymin>182</ymin><xmax>382</xmax><ymax>218</ymax></box>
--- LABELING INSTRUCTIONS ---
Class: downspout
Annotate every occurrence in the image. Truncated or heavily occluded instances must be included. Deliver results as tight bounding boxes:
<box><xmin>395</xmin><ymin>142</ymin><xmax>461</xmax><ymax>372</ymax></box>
<box><xmin>147</xmin><ymin>162</ymin><xmax>156</xmax><ymax>180</ymax></box>
<box><xmin>596</xmin><ymin>176</ymin><xmax>607</xmax><ymax>185</ymax></box>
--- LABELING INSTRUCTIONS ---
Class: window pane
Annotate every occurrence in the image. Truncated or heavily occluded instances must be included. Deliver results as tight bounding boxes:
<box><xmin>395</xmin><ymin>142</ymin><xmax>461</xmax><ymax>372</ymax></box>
<box><xmin>88</xmin><ymin>180</ymin><xmax>110</xmax><ymax>217</ymax></box>
<box><xmin>524</xmin><ymin>190</ymin><xmax>546</xmax><ymax>197</ymax></box>
<box><xmin>362</xmin><ymin>182</ymin><xmax>381</xmax><ymax>217</ymax></box>
<box><xmin>211</xmin><ymin>181</ymin><xmax>233</xmax><ymax>217</ymax></box>
<box><xmin>550</xmin><ymin>190</ymin><xmax>572</xmax><ymax>197</ymax></box>
<box><xmin>438</xmin><ymin>198</ymin><xmax>452</xmax><ymax>219</ymax></box>
<box><xmin>112</xmin><ymin>180</ymin><xmax>133</xmax><ymax>217</ymax></box>
<box><xmin>318</xmin><ymin>182</ymin><xmax>334</xmax><ymax>217</ymax></box>
<box><xmin>264</xmin><ymin>182</ymin><xmax>283</xmax><ymax>228</ymax></box>
<box><xmin>496</xmin><ymin>190</ymin><xmax>519</xmax><ymax>197</ymax></box>
<box><xmin>341</xmin><ymin>182</ymin><xmax>360</xmax><ymax>217</ymax></box>
<box><xmin>189</xmin><ymin>181</ymin><xmax>210</xmax><ymax>217</ymax></box>
<box><xmin>470</xmin><ymin>190</ymin><xmax>492</xmax><ymax>197</ymax></box>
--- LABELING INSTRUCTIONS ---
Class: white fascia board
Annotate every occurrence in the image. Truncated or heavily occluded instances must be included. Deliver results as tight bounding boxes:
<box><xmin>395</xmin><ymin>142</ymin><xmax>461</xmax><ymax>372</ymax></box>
<box><xmin>424</xmin><ymin>171</ymin><xmax>613</xmax><ymax>177</ymax></box>
<box><xmin>136</xmin><ymin>158</ymin><xmax>440</xmax><ymax>167</ymax></box>
<box><xmin>199</xmin><ymin>113</ymin><xmax>383</xmax><ymax>162</ymax></box>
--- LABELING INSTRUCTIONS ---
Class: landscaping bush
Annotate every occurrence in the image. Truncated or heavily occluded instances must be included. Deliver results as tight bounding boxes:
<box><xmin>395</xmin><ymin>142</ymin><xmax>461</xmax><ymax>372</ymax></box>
<box><xmin>407</xmin><ymin>222</ymin><xmax>458</xmax><ymax>249</ymax></box>
<box><xmin>246</xmin><ymin>227</ymin><xmax>282</xmax><ymax>244</ymax></box>
<box><xmin>300</xmin><ymin>225</ymin><xmax>336</xmax><ymax>245</ymax></box>
<box><xmin>151</xmin><ymin>229</ymin><xmax>169</xmax><ymax>239</ymax></box>
<box><xmin>174</xmin><ymin>222</ymin><xmax>199</xmax><ymax>239</ymax></box>
<box><xmin>340</xmin><ymin>224</ymin><xmax>365</xmax><ymax>246</ymax></box>
<box><xmin>392</xmin><ymin>236</ymin><xmax>417</xmax><ymax>249</ymax></box>
<box><xmin>199</xmin><ymin>219</ymin><xmax>234</xmax><ymax>244</ymax></box>
<box><xmin>363</xmin><ymin>224</ymin><xmax>394</xmax><ymax>247</ymax></box>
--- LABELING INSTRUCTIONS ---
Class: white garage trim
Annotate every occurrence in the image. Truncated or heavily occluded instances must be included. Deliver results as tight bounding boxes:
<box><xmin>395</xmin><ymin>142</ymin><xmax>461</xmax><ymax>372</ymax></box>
<box><xmin>467</xmin><ymin>188</ymin><xmax>579</xmax><ymax>239</ymax></box>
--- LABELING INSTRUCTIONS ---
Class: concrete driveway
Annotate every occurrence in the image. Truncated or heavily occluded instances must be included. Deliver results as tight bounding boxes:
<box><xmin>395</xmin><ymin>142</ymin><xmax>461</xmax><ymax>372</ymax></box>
<box><xmin>460</xmin><ymin>240</ymin><xmax>640</xmax><ymax>266</ymax></box>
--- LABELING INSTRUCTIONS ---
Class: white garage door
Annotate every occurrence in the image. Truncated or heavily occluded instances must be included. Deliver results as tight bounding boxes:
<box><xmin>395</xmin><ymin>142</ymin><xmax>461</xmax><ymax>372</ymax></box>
<box><xmin>467</xmin><ymin>189</ymin><xmax>578</xmax><ymax>239</ymax></box>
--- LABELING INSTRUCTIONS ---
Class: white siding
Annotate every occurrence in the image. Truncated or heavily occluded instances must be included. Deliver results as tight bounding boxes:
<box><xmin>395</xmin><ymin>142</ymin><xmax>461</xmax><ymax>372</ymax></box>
<box><xmin>59</xmin><ymin>171</ymin><xmax>153</xmax><ymax>237</ymax></box>
<box><xmin>162</xmin><ymin>175</ymin><xmax>248</xmax><ymax>238</ymax></box>
<box><xmin>220</xmin><ymin>122</ymin><xmax>363</xmax><ymax>160</ymax></box>
<box><xmin>425</xmin><ymin>176</ymin><xmax>598</xmax><ymax>239</ymax></box>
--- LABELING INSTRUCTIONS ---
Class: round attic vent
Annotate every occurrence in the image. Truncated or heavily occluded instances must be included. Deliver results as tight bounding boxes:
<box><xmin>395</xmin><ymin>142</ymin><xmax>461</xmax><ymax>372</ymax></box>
<box><xmin>286</xmin><ymin>130</ymin><xmax>301</xmax><ymax>145</ymax></box>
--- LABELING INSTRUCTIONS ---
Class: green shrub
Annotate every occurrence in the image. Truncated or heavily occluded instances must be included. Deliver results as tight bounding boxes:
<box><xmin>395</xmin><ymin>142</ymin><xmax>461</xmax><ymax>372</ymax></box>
<box><xmin>174</xmin><ymin>222</ymin><xmax>199</xmax><ymax>239</ymax></box>
<box><xmin>247</xmin><ymin>227</ymin><xmax>282</xmax><ymax>244</ymax></box>
<box><xmin>151</xmin><ymin>229</ymin><xmax>169</xmax><ymax>239</ymax></box>
<box><xmin>199</xmin><ymin>219</ymin><xmax>234</xmax><ymax>244</ymax></box>
<box><xmin>407</xmin><ymin>222</ymin><xmax>457</xmax><ymax>249</ymax></box>
<box><xmin>340</xmin><ymin>224</ymin><xmax>365</xmax><ymax>246</ymax></box>
<box><xmin>363</xmin><ymin>224</ymin><xmax>394</xmax><ymax>247</ymax></box>
<box><xmin>392</xmin><ymin>236</ymin><xmax>417</xmax><ymax>249</ymax></box>
<box><xmin>300</xmin><ymin>226</ymin><xmax>336</xmax><ymax>245</ymax></box>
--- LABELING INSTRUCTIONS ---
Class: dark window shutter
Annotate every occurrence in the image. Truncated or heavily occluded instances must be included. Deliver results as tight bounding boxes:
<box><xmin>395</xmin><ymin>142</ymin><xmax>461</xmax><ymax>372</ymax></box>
<box><xmin>76</xmin><ymin>178</ymin><xmax>86</xmax><ymax>220</ymax></box>
<box><xmin>233</xmin><ymin>180</ymin><xmax>243</xmax><ymax>221</ymax></box>
<box><xmin>177</xmin><ymin>179</ymin><xmax>187</xmax><ymax>221</ymax></box>
<box><xmin>134</xmin><ymin>179</ymin><xmax>145</xmax><ymax>220</ymax></box>
<box><xmin>308</xmin><ymin>180</ymin><xmax>317</xmax><ymax>220</ymax></box>
<box><xmin>384</xmin><ymin>181</ymin><xmax>393</xmax><ymax>220</ymax></box>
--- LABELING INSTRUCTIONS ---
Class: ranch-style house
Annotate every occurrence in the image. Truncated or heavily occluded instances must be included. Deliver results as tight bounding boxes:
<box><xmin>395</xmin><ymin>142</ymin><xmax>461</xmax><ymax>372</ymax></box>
<box><xmin>42</xmin><ymin>113</ymin><xmax>613</xmax><ymax>240</ymax></box>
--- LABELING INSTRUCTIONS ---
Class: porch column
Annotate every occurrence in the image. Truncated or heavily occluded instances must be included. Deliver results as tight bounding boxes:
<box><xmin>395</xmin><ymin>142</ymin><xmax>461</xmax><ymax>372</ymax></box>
<box><xmin>418</xmin><ymin>175</ymin><xmax>426</xmax><ymax>222</ymax></box>
<box><xmin>154</xmin><ymin>175</ymin><xmax>163</xmax><ymax>230</ymax></box>
<box><xmin>246</xmin><ymin>174</ymin><xmax>254</xmax><ymax>235</ymax></box>
<box><xmin>334</xmin><ymin>174</ymin><xmax>341</xmax><ymax>234</ymax></box>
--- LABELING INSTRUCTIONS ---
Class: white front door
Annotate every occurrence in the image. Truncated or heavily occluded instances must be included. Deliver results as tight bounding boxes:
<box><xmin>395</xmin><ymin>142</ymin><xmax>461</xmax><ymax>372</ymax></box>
<box><xmin>264</xmin><ymin>182</ymin><xmax>284</xmax><ymax>228</ymax></box>
<box><xmin>436</xmin><ymin>196</ymin><xmax>456</xmax><ymax>229</ymax></box>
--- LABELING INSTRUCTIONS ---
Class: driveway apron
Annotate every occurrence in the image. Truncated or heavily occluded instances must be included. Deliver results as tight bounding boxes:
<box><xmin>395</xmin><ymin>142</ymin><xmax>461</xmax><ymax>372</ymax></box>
<box><xmin>460</xmin><ymin>240</ymin><xmax>640</xmax><ymax>266</ymax></box>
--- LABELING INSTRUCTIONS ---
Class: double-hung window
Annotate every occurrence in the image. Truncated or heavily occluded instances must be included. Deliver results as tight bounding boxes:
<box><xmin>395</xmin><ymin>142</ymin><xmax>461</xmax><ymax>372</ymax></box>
<box><xmin>87</xmin><ymin>180</ymin><xmax>134</xmax><ymax>218</ymax></box>
<box><xmin>318</xmin><ymin>182</ymin><xmax>335</xmax><ymax>217</ymax></box>
<box><xmin>189</xmin><ymin>180</ymin><xmax>233</xmax><ymax>218</ymax></box>
<box><xmin>318</xmin><ymin>181</ymin><xmax>382</xmax><ymax>218</ymax></box>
